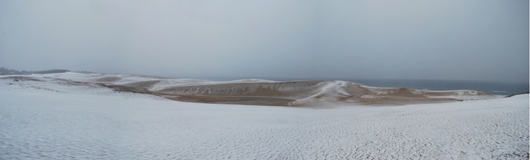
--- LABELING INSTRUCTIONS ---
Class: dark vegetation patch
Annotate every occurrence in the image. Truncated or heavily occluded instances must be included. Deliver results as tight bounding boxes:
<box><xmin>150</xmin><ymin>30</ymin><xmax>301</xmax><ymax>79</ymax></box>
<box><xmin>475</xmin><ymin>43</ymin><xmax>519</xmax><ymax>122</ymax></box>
<box><xmin>0</xmin><ymin>76</ymin><xmax>44</xmax><ymax>82</ymax></box>
<box><xmin>167</xmin><ymin>95</ymin><xmax>295</xmax><ymax>106</ymax></box>
<box><xmin>96</xmin><ymin>77</ymin><xmax>121</xmax><ymax>82</ymax></box>
<box><xmin>505</xmin><ymin>92</ymin><xmax>530</xmax><ymax>98</ymax></box>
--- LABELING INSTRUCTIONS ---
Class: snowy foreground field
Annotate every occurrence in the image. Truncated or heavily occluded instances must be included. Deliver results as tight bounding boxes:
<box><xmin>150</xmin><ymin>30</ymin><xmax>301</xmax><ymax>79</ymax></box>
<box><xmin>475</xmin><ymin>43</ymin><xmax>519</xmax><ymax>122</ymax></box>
<box><xmin>0</xmin><ymin>74</ymin><xmax>528</xmax><ymax>159</ymax></box>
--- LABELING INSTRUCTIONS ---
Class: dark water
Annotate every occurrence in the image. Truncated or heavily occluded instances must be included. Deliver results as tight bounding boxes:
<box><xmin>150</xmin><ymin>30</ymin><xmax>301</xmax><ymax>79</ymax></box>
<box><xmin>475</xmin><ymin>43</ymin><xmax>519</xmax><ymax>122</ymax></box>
<box><xmin>347</xmin><ymin>79</ymin><xmax>529</xmax><ymax>95</ymax></box>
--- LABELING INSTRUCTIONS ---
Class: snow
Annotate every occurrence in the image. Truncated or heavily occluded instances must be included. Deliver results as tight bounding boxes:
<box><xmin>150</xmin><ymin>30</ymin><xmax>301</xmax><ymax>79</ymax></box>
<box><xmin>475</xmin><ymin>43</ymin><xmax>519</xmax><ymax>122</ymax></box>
<box><xmin>0</xmin><ymin>76</ymin><xmax>528</xmax><ymax>159</ymax></box>
<box><xmin>290</xmin><ymin>81</ymin><xmax>353</xmax><ymax>106</ymax></box>
<box><xmin>148</xmin><ymin>79</ymin><xmax>277</xmax><ymax>91</ymax></box>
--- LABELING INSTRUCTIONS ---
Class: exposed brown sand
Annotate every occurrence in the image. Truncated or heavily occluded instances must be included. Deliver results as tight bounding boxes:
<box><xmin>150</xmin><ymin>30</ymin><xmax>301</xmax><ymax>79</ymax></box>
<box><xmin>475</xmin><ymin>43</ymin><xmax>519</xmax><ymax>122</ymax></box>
<box><xmin>123</xmin><ymin>80</ymin><xmax>160</xmax><ymax>90</ymax></box>
<box><xmin>159</xmin><ymin>81</ymin><xmax>324</xmax><ymax>98</ymax></box>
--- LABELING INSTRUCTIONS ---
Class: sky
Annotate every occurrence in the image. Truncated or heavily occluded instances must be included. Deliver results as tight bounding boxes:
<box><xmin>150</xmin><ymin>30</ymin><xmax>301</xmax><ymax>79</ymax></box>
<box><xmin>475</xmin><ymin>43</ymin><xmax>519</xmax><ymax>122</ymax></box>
<box><xmin>0</xmin><ymin>0</ymin><xmax>528</xmax><ymax>83</ymax></box>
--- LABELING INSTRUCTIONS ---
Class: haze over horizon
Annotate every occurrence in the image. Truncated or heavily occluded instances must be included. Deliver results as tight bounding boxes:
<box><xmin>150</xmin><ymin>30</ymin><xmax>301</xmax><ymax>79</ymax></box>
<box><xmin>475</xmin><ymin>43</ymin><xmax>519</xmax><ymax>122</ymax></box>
<box><xmin>0</xmin><ymin>0</ymin><xmax>528</xmax><ymax>83</ymax></box>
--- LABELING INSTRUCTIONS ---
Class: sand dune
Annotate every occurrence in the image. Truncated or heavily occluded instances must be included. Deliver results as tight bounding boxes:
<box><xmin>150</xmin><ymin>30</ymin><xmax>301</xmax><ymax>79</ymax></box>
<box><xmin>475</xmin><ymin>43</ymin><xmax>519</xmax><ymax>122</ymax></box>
<box><xmin>91</xmin><ymin>75</ymin><xmax>498</xmax><ymax>106</ymax></box>
<box><xmin>160</xmin><ymin>81</ymin><xmax>497</xmax><ymax>106</ymax></box>
<box><xmin>1</xmin><ymin>72</ymin><xmax>500</xmax><ymax>107</ymax></box>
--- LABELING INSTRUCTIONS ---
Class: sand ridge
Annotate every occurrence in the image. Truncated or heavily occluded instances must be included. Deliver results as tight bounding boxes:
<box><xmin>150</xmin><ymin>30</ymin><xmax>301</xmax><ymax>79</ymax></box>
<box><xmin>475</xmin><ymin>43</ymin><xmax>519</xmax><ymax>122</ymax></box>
<box><xmin>2</xmin><ymin>73</ymin><xmax>501</xmax><ymax>107</ymax></box>
<box><xmin>86</xmin><ymin>75</ymin><xmax>502</xmax><ymax>107</ymax></box>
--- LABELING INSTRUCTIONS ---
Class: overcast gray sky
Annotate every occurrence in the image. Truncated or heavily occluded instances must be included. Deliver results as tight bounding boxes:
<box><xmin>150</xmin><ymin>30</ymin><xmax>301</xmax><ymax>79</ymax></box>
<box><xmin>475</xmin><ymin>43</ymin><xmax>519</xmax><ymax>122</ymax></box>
<box><xmin>0</xmin><ymin>0</ymin><xmax>528</xmax><ymax>83</ymax></box>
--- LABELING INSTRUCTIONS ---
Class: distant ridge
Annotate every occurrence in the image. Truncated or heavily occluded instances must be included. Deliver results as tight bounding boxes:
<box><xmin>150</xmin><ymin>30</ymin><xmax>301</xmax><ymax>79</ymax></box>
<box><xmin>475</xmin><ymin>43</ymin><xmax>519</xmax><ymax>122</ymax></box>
<box><xmin>0</xmin><ymin>67</ymin><xmax>69</xmax><ymax>75</ymax></box>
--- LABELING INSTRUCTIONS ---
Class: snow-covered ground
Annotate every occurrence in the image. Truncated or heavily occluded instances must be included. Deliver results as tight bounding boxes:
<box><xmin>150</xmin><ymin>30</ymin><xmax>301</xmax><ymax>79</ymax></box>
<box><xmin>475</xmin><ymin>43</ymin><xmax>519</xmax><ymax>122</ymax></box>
<box><xmin>0</xmin><ymin>75</ymin><xmax>528</xmax><ymax>159</ymax></box>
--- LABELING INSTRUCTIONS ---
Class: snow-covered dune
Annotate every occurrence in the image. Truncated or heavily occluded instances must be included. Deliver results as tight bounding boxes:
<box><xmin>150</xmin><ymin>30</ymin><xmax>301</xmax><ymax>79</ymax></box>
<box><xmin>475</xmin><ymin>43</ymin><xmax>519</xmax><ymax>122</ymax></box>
<box><xmin>0</xmin><ymin>72</ymin><xmax>528</xmax><ymax>159</ymax></box>
<box><xmin>0</xmin><ymin>72</ymin><xmax>501</xmax><ymax>107</ymax></box>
